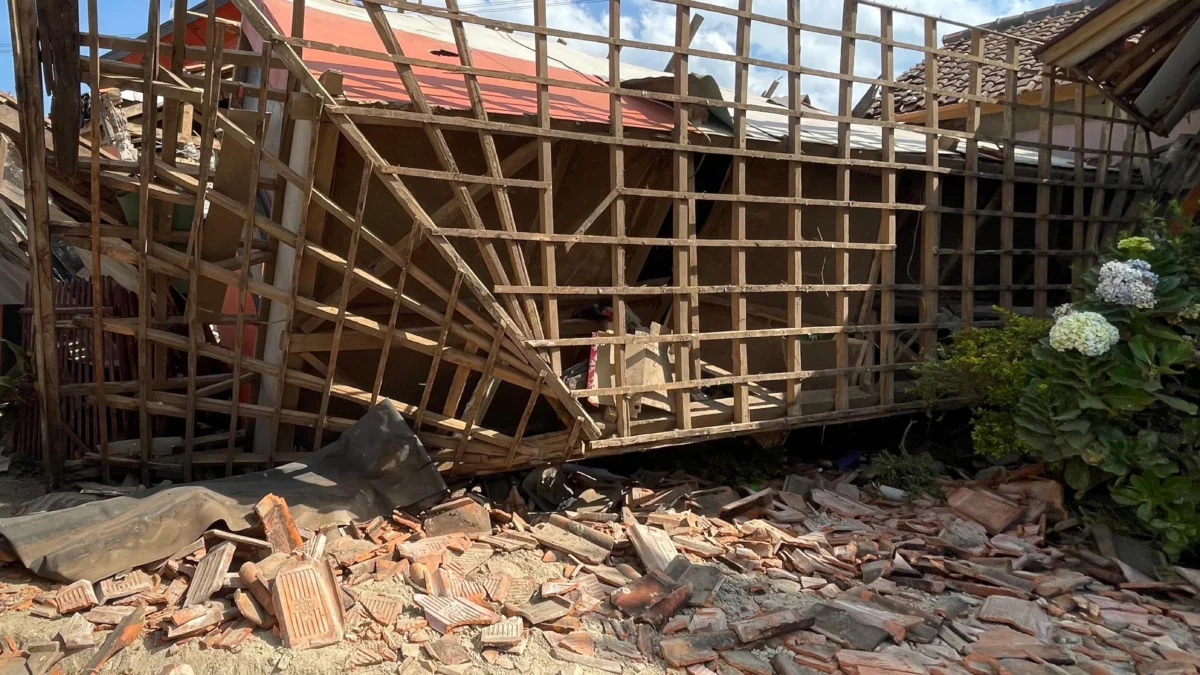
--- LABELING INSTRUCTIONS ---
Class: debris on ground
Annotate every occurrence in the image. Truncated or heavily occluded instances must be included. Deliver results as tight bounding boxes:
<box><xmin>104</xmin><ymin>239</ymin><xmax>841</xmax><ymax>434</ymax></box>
<box><xmin>1</xmin><ymin>452</ymin><xmax>1200</xmax><ymax>675</ymax></box>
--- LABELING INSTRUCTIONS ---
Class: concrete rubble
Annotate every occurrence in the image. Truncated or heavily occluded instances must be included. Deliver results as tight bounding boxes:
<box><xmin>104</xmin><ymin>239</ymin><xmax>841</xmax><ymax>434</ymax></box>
<box><xmin>2</xmin><ymin>462</ymin><xmax>1200</xmax><ymax>675</ymax></box>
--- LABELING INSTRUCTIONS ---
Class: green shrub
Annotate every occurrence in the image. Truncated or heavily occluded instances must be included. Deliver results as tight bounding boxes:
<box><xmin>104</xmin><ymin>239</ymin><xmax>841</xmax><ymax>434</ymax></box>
<box><xmin>1015</xmin><ymin>201</ymin><xmax>1200</xmax><ymax>557</ymax></box>
<box><xmin>867</xmin><ymin>446</ymin><xmax>942</xmax><ymax>500</ymax></box>
<box><xmin>915</xmin><ymin>310</ymin><xmax>1050</xmax><ymax>461</ymax></box>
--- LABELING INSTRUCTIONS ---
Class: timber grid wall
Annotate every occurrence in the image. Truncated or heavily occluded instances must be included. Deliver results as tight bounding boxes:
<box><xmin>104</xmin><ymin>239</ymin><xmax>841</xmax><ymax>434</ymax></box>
<box><xmin>9</xmin><ymin>0</ymin><xmax>1151</xmax><ymax>485</ymax></box>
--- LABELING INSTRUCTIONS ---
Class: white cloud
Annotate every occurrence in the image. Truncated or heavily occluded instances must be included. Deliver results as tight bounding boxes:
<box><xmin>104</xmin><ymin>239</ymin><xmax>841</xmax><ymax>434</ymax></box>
<box><xmin>441</xmin><ymin>0</ymin><xmax>1062</xmax><ymax>110</ymax></box>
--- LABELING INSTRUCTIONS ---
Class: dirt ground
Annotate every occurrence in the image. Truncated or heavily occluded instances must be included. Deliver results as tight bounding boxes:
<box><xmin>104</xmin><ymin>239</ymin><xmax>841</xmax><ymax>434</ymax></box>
<box><xmin>0</xmin><ymin>474</ymin><xmax>44</xmax><ymax>518</ymax></box>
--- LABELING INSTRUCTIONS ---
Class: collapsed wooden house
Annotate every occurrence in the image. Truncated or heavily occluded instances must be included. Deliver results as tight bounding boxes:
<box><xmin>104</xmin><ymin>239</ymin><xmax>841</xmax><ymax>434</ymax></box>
<box><xmin>6</xmin><ymin>0</ymin><xmax>1152</xmax><ymax>483</ymax></box>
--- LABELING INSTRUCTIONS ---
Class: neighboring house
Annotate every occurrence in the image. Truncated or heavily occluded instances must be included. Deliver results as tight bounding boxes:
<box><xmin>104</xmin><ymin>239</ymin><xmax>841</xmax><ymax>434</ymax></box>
<box><xmin>864</xmin><ymin>0</ymin><xmax>1200</xmax><ymax>162</ymax></box>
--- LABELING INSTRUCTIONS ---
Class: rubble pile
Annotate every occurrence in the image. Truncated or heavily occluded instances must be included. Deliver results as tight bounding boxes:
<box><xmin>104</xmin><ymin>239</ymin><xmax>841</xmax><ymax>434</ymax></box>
<box><xmin>3</xmin><ymin>462</ymin><xmax>1200</xmax><ymax>675</ymax></box>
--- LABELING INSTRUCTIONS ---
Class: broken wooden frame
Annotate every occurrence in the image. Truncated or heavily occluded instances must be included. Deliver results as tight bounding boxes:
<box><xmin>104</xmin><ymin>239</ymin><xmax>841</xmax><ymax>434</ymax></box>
<box><xmin>12</xmin><ymin>0</ymin><xmax>1149</xmax><ymax>481</ymax></box>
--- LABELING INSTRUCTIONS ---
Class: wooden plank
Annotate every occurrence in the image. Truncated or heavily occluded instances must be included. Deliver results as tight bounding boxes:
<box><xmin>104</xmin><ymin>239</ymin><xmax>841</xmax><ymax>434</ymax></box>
<box><xmin>962</xmin><ymin>29</ymin><xmax>982</xmax><ymax>327</ymax></box>
<box><xmin>1072</xmin><ymin>85</ymin><xmax>1086</xmax><ymax>297</ymax></box>
<box><xmin>441</xmin><ymin>0</ymin><xmax>546</xmax><ymax>341</ymax></box>
<box><xmin>1000</xmin><ymin>37</ymin><xmax>1017</xmax><ymax>311</ymax></box>
<box><xmin>878</xmin><ymin>7</ymin><xmax>896</xmax><ymax>407</ymax></box>
<box><xmin>1034</xmin><ymin>66</ymin><xmax>1054</xmax><ymax>318</ymax></box>
<box><xmin>182</xmin><ymin>13</ymin><xmax>226</xmax><ymax>481</ymax></box>
<box><xmin>671</xmin><ymin>2</ymin><xmax>693</xmax><ymax>431</ymax></box>
<box><xmin>135</xmin><ymin>0</ymin><xmax>161</xmax><ymax>485</ymax></box>
<box><xmin>784</xmin><ymin>0</ymin><xmax>803</xmax><ymax>415</ymax></box>
<box><xmin>919</xmin><ymin>16</ymin><xmax>939</xmax><ymax>357</ymax></box>
<box><xmin>835</xmin><ymin>0</ymin><xmax>856</xmax><ymax>409</ymax></box>
<box><xmin>266</xmin><ymin>111</ymin><xmax>325</xmax><ymax>461</ymax></box>
<box><xmin>85</xmin><ymin>0</ymin><xmax>110</xmax><ymax>484</ymax></box>
<box><xmin>608</xmin><ymin>0</ymin><xmax>630</xmax><ymax>436</ymax></box>
<box><xmin>415</xmin><ymin>273</ymin><xmax>463</xmax><ymax>432</ymax></box>
<box><xmin>10</xmin><ymin>0</ymin><xmax>65</xmax><ymax>485</ymax></box>
<box><xmin>228</xmin><ymin>44</ymin><xmax>275</xmax><ymax>470</ymax></box>
<box><xmin>313</xmin><ymin>162</ymin><xmax>373</xmax><ymax>451</ymax></box>
<box><xmin>505</xmin><ymin>372</ymin><xmax>545</xmax><ymax>469</ymax></box>
<box><xmin>731</xmin><ymin>0</ymin><xmax>752</xmax><ymax>423</ymax></box>
<box><xmin>362</xmin><ymin>0</ymin><xmax>535</xmax><ymax>339</ymax></box>
<box><xmin>535</xmin><ymin>0</ymin><xmax>560</xmax><ymax>376</ymax></box>
<box><xmin>451</xmin><ymin>327</ymin><xmax>506</xmax><ymax>470</ymax></box>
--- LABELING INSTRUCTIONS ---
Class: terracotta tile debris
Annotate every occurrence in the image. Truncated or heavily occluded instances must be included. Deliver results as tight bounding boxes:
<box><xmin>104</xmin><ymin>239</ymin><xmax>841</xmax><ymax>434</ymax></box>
<box><xmin>80</xmin><ymin>604</ymin><xmax>144</xmax><ymax>675</ymax></box>
<box><xmin>273</xmin><ymin>558</ymin><xmax>345</xmax><ymax>649</ymax></box>
<box><xmin>949</xmin><ymin>487</ymin><xmax>1024</xmax><ymax>535</ymax></box>
<box><xmin>4</xmin><ymin>462</ymin><xmax>1200</xmax><ymax>675</ymax></box>
<box><xmin>480</xmin><ymin>616</ymin><xmax>524</xmax><ymax>648</ymax></box>
<box><xmin>96</xmin><ymin>569</ymin><xmax>153</xmax><ymax>605</ymax></box>
<box><xmin>424</xmin><ymin>498</ymin><xmax>493</xmax><ymax>538</ymax></box>
<box><xmin>254</xmin><ymin>494</ymin><xmax>304</xmax><ymax>555</ymax></box>
<box><xmin>184</xmin><ymin>541</ymin><xmax>236</xmax><ymax>607</ymax></box>
<box><xmin>414</xmin><ymin>595</ymin><xmax>501</xmax><ymax>634</ymax></box>
<box><xmin>53</xmin><ymin>579</ymin><xmax>98</xmax><ymax>615</ymax></box>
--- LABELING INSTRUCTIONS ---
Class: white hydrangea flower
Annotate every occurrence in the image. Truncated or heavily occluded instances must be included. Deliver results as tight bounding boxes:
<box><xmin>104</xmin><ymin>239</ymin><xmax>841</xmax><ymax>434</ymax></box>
<box><xmin>1052</xmin><ymin>304</ymin><xmax>1075</xmax><ymax>320</ymax></box>
<box><xmin>1049</xmin><ymin>311</ymin><xmax>1120</xmax><ymax>356</ymax></box>
<box><xmin>1095</xmin><ymin>260</ymin><xmax>1157</xmax><ymax>309</ymax></box>
<box><xmin>1179</xmin><ymin>303</ymin><xmax>1200</xmax><ymax>320</ymax></box>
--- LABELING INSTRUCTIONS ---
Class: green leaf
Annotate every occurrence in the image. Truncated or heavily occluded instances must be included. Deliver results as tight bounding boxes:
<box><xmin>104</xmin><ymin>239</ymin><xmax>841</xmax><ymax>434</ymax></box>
<box><xmin>1155</xmin><ymin>393</ymin><xmax>1198</xmax><ymax>414</ymax></box>
<box><xmin>1112</xmin><ymin>489</ymin><xmax>1139</xmax><ymax>506</ymax></box>
<box><xmin>1142</xmin><ymin>321</ymin><xmax>1186</xmax><ymax>342</ymax></box>
<box><xmin>1064</xmin><ymin>460</ymin><xmax>1093</xmax><ymax>492</ymax></box>
<box><xmin>1137</xmin><ymin>502</ymin><xmax>1154</xmax><ymax>521</ymax></box>
<box><xmin>1129</xmin><ymin>335</ymin><xmax>1153</xmax><ymax>364</ymax></box>
<box><xmin>1157</xmin><ymin>276</ymin><xmax>1182</xmax><ymax>294</ymax></box>
<box><xmin>1105</xmin><ymin>387</ymin><xmax>1155</xmax><ymax>411</ymax></box>
<box><xmin>1160</xmin><ymin>341</ymin><xmax>1192</xmax><ymax>366</ymax></box>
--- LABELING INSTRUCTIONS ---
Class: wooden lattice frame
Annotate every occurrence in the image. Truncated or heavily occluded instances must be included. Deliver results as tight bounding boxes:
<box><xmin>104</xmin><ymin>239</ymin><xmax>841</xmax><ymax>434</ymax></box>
<box><xmin>10</xmin><ymin>0</ymin><xmax>1151</xmax><ymax>481</ymax></box>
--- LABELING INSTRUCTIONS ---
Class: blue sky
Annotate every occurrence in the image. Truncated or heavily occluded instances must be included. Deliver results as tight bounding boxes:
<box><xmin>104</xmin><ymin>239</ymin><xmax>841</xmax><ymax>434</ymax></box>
<box><xmin>0</xmin><ymin>0</ymin><xmax>1062</xmax><ymax>111</ymax></box>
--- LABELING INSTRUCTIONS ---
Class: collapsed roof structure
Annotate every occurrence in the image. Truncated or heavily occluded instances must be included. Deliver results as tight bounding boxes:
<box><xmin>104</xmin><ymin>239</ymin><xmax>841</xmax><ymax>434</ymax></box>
<box><xmin>4</xmin><ymin>0</ymin><xmax>1152</xmax><ymax>484</ymax></box>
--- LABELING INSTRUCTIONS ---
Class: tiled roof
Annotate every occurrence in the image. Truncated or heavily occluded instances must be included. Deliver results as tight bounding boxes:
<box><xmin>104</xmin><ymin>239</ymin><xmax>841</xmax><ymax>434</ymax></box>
<box><xmin>867</xmin><ymin>0</ymin><xmax>1099</xmax><ymax>117</ymax></box>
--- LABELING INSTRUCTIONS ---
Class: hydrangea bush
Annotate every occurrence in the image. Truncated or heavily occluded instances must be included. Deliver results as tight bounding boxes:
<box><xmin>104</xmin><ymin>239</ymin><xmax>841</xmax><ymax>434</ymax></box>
<box><xmin>1048</xmin><ymin>311</ymin><xmax>1119</xmax><ymax>356</ymax></box>
<box><xmin>1015</xmin><ymin>202</ymin><xmax>1200</xmax><ymax>557</ymax></box>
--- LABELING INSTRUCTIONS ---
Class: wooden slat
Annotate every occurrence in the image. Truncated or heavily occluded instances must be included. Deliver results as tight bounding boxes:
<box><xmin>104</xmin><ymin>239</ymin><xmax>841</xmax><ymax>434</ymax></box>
<box><xmin>919</xmin><ymin>16</ymin><xmax>939</xmax><ymax>357</ymax></box>
<box><xmin>961</xmin><ymin>29</ymin><xmax>982</xmax><ymax>327</ymax></box>
<box><xmin>1000</xmin><ymin>36</ymin><xmax>1017</xmax><ymax>311</ymax></box>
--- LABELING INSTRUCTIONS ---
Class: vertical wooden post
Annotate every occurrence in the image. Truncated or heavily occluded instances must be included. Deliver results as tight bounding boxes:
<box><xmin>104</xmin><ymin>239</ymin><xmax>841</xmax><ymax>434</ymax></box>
<box><xmin>536</xmin><ymin>0</ymin><xmax>560</xmax><ymax>376</ymax></box>
<box><xmin>878</xmin><ymin>6</ymin><xmax>895</xmax><ymax>407</ymax></box>
<box><xmin>1000</xmin><ymin>37</ymin><xmax>1017</xmax><ymax>311</ymax></box>
<box><xmin>1086</xmin><ymin>99</ymin><xmax>1116</xmax><ymax>259</ymax></box>
<box><xmin>8</xmin><ymin>0</ymin><xmax>65</xmax><ymax>486</ymax></box>
<box><xmin>313</xmin><ymin>162</ymin><xmax>373</xmax><ymax>451</ymax></box>
<box><xmin>919</xmin><ymin>16</ymin><xmax>939</xmax><ymax>357</ymax></box>
<box><xmin>229</xmin><ymin>44</ymin><xmax>275</xmax><ymax>468</ymax></box>
<box><xmin>784</xmin><ymin>0</ymin><xmax>803</xmax><ymax>415</ymax></box>
<box><xmin>183</xmin><ymin>13</ymin><xmax>227</xmax><ymax>481</ymax></box>
<box><xmin>1072</xmin><ymin>85</ymin><xmax>1086</xmax><ymax>297</ymax></box>
<box><xmin>136</xmin><ymin>0</ymin><xmax>162</xmax><ymax>485</ymax></box>
<box><xmin>961</xmin><ymin>29</ymin><xmax>982</xmax><ymax>327</ymax></box>
<box><xmin>609</xmin><ymin>0</ymin><xmax>631</xmax><ymax>436</ymax></box>
<box><xmin>672</xmin><ymin>2</ymin><xmax>693</xmax><ymax>430</ymax></box>
<box><xmin>1034</xmin><ymin>67</ymin><xmax>1055</xmax><ymax>318</ymax></box>
<box><xmin>834</xmin><ymin>0</ymin><xmax>855</xmax><ymax>409</ymax></box>
<box><xmin>731</xmin><ymin>0</ymin><xmax>752</xmax><ymax>423</ymax></box>
<box><xmin>86</xmin><ymin>0</ymin><xmax>111</xmax><ymax>484</ymax></box>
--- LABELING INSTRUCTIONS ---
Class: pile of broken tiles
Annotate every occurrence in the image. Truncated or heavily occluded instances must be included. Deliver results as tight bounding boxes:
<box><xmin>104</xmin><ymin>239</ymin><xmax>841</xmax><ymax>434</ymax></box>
<box><xmin>3</xmin><ymin>463</ymin><xmax>1200</xmax><ymax>675</ymax></box>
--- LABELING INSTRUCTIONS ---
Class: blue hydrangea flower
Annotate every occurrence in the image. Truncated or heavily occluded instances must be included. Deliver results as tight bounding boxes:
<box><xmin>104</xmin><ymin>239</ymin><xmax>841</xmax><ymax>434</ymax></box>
<box><xmin>1096</xmin><ymin>260</ymin><xmax>1157</xmax><ymax>309</ymax></box>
